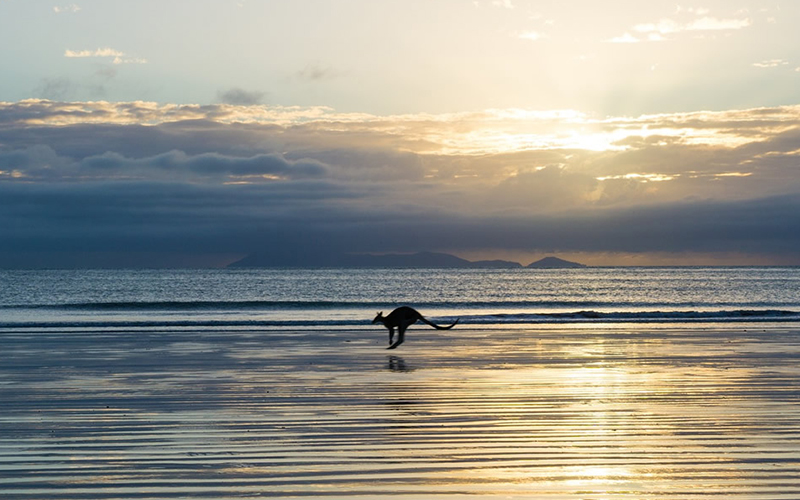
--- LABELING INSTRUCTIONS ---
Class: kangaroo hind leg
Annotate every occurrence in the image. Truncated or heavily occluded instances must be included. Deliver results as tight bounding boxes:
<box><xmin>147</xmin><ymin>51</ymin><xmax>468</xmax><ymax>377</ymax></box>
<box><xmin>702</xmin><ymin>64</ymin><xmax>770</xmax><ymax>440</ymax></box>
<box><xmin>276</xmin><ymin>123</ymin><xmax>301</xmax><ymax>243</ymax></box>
<box><xmin>387</xmin><ymin>324</ymin><xmax>407</xmax><ymax>350</ymax></box>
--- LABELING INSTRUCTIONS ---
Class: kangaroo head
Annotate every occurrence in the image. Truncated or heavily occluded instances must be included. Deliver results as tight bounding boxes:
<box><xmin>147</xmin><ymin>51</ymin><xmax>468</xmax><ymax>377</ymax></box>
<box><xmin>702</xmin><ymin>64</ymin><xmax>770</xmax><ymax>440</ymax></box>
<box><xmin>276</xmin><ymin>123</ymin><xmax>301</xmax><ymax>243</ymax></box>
<box><xmin>372</xmin><ymin>312</ymin><xmax>384</xmax><ymax>324</ymax></box>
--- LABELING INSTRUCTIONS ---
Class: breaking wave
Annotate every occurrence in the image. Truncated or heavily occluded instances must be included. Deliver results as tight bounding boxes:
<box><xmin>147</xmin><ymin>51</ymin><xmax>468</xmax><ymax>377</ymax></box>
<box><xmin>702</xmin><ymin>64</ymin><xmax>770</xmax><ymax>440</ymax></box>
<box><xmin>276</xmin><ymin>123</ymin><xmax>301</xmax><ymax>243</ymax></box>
<box><xmin>2</xmin><ymin>308</ymin><xmax>798</xmax><ymax>329</ymax></box>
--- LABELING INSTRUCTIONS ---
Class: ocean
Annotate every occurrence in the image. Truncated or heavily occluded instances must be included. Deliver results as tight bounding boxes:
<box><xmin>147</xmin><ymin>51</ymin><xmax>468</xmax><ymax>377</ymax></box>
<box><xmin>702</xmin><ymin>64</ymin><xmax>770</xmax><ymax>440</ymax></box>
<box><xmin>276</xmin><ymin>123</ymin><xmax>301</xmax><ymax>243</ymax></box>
<box><xmin>2</xmin><ymin>267</ymin><xmax>800</xmax><ymax>499</ymax></box>
<box><xmin>2</xmin><ymin>267</ymin><xmax>800</xmax><ymax>328</ymax></box>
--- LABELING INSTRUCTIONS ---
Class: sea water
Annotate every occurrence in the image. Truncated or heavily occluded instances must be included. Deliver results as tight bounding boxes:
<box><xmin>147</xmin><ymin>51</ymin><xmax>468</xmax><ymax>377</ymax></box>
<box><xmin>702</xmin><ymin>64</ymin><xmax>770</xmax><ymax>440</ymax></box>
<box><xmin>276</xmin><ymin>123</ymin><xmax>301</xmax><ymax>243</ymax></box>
<box><xmin>1</xmin><ymin>267</ymin><xmax>799</xmax><ymax>328</ymax></box>
<box><xmin>3</xmin><ymin>267</ymin><xmax>800</xmax><ymax>499</ymax></box>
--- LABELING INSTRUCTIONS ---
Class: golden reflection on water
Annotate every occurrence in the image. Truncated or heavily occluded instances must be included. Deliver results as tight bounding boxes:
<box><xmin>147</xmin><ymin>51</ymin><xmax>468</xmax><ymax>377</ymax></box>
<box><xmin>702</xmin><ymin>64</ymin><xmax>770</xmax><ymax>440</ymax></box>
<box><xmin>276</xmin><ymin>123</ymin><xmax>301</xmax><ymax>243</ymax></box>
<box><xmin>416</xmin><ymin>362</ymin><xmax>648</xmax><ymax>494</ymax></box>
<box><xmin>375</xmin><ymin>326</ymin><xmax>800</xmax><ymax>498</ymax></box>
<box><xmin>2</xmin><ymin>325</ymin><xmax>800</xmax><ymax>498</ymax></box>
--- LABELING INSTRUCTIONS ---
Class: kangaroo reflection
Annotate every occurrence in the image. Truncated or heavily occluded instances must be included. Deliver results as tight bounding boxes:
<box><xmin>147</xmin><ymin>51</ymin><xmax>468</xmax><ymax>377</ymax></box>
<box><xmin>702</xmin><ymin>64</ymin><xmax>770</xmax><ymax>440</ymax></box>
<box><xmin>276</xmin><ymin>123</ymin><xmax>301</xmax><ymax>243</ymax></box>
<box><xmin>387</xmin><ymin>355</ymin><xmax>412</xmax><ymax>372</ymax></box>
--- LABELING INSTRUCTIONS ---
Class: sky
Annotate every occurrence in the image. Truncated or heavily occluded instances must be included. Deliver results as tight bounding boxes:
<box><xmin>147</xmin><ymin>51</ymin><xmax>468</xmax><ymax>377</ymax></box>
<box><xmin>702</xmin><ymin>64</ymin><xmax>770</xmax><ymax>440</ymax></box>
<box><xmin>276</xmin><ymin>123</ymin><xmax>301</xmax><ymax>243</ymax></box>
<box><xmin>2</xmin><ymin>0</ymin><xmax>800</xmax><ymax>267</ymax></box>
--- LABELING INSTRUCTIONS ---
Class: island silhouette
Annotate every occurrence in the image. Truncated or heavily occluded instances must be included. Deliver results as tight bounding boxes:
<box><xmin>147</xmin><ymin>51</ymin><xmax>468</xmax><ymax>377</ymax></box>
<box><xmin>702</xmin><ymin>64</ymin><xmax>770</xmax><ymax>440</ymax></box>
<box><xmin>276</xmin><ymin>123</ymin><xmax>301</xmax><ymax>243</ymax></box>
<box><xmin>228</xmin><ymin>251</ymin><xmax>585</xmax><ymax>269</ymax></box>
<box><xmin>526</xmin><ymin>256</ymin><xmax>586</xmax><ymax>268</ymax></box>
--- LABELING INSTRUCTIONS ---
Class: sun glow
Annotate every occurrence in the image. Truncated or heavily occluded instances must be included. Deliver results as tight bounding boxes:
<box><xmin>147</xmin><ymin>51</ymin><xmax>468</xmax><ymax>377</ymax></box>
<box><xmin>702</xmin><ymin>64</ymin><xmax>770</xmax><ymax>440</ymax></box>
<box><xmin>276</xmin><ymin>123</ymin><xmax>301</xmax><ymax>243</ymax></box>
<box><xmin>596</xmin><ymin>173</ymin><xmax>677</xmax><ymax>182</ymax></box>
<box><xmin>4</xmin><ymin>100</ymin><xmax>796</xmax><ymax>158</ymax></box>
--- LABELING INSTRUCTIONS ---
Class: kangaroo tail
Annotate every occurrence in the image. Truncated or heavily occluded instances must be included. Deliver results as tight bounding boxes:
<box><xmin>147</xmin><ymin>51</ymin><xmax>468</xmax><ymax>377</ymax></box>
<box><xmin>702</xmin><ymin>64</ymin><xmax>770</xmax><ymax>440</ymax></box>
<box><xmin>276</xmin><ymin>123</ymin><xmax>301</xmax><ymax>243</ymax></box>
<box><xmin>421</xmin><ymin>317</ymin><xmax>459</xmax><ymax>330</ymax></box>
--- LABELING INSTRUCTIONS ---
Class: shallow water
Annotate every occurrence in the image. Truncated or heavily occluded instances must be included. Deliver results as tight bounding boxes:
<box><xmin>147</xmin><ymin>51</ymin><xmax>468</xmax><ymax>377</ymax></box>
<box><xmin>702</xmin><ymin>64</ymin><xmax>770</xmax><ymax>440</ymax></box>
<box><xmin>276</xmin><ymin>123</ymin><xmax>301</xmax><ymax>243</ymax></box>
<box><xmin>2</xmin><ymin>323</ymin><xmax>800</xmax><ymax>499</ymax></box>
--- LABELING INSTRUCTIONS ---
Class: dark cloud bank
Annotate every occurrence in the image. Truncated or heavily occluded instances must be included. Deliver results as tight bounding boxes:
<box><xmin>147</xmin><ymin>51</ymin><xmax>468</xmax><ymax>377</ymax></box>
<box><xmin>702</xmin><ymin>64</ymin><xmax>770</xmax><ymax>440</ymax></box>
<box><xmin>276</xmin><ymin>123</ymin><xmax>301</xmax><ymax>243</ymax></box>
<box><xmin>2</xmin><ymin>101</ymin><xmax>800</xmax><ymax>268</ymax></box>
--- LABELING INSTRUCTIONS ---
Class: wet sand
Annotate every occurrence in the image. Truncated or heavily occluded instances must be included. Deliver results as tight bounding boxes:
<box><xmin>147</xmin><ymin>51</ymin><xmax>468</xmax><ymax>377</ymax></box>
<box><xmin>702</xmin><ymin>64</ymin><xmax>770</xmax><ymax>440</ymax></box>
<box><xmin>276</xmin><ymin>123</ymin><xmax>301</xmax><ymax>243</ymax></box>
<box><xmin>2</xmin><ymin>324</ymin><xmax>800</xmax><ymax>499</ymax></box>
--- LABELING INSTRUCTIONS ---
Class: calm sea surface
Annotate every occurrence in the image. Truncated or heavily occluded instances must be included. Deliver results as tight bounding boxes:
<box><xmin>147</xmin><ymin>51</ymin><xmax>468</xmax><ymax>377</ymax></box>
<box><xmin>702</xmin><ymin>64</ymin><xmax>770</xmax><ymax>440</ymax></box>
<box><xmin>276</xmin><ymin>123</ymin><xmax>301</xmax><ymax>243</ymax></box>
<box><xmin>1</xmin><ymin>267</ymin><xmax>800</xmax><ymax>327</ymax></box>
<box><xmin>2</xmin><ymin>268</ymin><xmax>800</xmax><ymax>498</ymax></box>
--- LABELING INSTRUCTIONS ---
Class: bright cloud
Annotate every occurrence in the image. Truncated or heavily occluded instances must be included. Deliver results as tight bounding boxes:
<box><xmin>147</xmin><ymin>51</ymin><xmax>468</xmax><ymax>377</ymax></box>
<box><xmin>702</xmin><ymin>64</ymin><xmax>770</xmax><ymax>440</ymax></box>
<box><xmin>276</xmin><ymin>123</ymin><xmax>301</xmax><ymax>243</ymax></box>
<box><xmin>676</xmin><ymin>6</ymin><xmax>711</xmax><ymax>16</ymax></box>
<box><xmin>65</xmin><ymin>48</ymin><xmax>124</xmax><ymax>58</ymax></box>
<box><xmin>635</xmin><ymin>16</ymin><xmax>752</xmax><ymax>34</ymax></box>
<box><xmin>4</xmin><ymin>100</ymin><xmax>797</xmax><ymax>155</ymax></box>
<box><xmin>596</xmin><ymin>173</ymin><xmax>677</xmax><ymax>182</ymax></box>
<box><xmin>616</xmin><ymin>11</ymin><xmax>752</xmax><ymax>42</ymax></box>
<box><xmin>753</xmin><ymin>59</ymin><xmax>790</xmax><ymax>68</ymax></box>
<box><xmin>492</xmin><ymin>0</ymin><xmax>514</xmax><ymax>8</ymax></box>
<box><xmin>634</xmin><ymin>19</ymin><xmax>682</xmax><ymax>34</ymax></box>
<box><xmin>687</xmin><ymin>16</ymin><xmax>752</xmax><ymax>31</ymax></box>
<box><xmin>517</xmin><ymin>31</ymin><xmax>545</xmax><ymax>41</ymax></box>
<box><xmin>64</xmin><ymin>47</ymin><xmax>146</xmax><ymax>64</ymax></box>
<box><xmin>53</xmin><ymin>4</ymin><xmax>80</xmax><ymax>13</ymax></box>
<box><xmin>609</xmin><ymin>33</ymin><xmax>640</xmax><ymax>44</ymax></box>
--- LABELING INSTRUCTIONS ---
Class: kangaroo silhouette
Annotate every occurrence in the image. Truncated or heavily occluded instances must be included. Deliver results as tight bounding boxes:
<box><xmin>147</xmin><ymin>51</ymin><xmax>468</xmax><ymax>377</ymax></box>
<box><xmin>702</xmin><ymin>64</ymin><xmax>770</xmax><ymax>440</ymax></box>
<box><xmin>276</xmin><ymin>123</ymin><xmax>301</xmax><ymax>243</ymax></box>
<box><xmin>372</xmin><ymin>306</ymin><xmax>459</xmax><ymax>349</ymax></box>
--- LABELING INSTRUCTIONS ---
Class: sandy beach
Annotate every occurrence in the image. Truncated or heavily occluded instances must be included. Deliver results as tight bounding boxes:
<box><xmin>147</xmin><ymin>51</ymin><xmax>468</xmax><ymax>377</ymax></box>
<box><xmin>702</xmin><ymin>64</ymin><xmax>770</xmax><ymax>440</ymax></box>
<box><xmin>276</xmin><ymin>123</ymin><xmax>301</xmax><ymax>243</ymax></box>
<box><xmin>2</xmin><ymin>323</ymin><xmax>800</xmax><ymax>499</ymax></box>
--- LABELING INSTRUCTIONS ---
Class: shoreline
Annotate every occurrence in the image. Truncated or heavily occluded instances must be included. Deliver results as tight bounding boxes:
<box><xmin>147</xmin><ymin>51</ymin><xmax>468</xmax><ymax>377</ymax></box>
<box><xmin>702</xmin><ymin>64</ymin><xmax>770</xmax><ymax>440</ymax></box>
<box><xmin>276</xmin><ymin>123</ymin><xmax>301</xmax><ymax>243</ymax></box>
<box><xmin>2</xmin><ymin>323</ymin><xmax>800</xmax><ymax>498</ymax></box>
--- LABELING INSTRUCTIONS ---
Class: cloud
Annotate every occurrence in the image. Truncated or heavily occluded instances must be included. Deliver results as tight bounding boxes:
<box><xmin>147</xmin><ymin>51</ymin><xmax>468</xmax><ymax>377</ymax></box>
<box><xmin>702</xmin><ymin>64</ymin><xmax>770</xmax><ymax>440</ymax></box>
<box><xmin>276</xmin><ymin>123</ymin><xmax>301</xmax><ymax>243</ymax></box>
<box><xmin>2</xmin><ymin>100</ymin><xmax>800</xmax><ymax>266</ymax></box>
<box><xmin>634</xmin><ymin>16</ymin><xmax>751</xmax><ymax>35</ymax></box>
<box><xmin>491</xmin><ymin>0</ymin><xmax>514</xmax><ymax>8</ymax></box>
<box><xmin>296</xmin><ymin>63</ymin><xmax>343</xmax><ymax>82</ymax></box>
<box><xmin>53</xmin><ymin>4</ymin><xmax>80</xmax><ymax>13</ymax></box>
<box><xmin>612</xmin><ymin>11</ymin><xmax>752</xmax><ymax>43</ymax></box>
<box><xmin>1</xmin><ymin>146</ymin><xmax>327</xmax><ymax>183</ymax></box>
<box><xmin>676</xmin><ymin>6</ymin><xmax>710</xmax><ymax>15</ymax></box>
<box><xmin>609</xmin><ymin>33</ymin><xmax>640</xmax><ymax>43</ymax></box>
<box><xmin>217</xmin><ymin>88</ymin><xmax>267</xmax><ymax>105</ymax></box>
<box><xmin>753</xmin><ymin>59</ymin><xmax>789</xmax><ymax>68</ymax></box>
<box><xmin>2</xmin><ymin>179</ymin><xmax>798</xmax><ymax>265</ymax></box>
<box><xmin>3</xmin><ymin>100</ymin><xmax>800</xmax><ymax>155</ymax></box>
<box><xmin>65</xmin><ymin>48</ymin><xmax>124</xmax><ymax>58</ymax></box>
<box><xmin>517</xmin><ymin>31</ymin><xmax>545</xmax><ymax>41</ymax></box>
<box><xmin>65</xmin><ymin>47</ymin><xmax>147</xmax><ymax>64</ymax></box>
<box><xmin>686</xmin><ymin>16</ymin><xmax>751</xmax><ymax>31</ymax></box>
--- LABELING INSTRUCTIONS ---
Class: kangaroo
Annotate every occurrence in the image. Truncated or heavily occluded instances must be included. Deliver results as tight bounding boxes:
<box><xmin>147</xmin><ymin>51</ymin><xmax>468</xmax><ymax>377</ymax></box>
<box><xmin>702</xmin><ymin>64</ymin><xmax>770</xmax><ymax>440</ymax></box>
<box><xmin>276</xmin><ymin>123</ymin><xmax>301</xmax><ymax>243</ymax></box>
<box><xmin>372</xmin><ymin>306</ymin><xmax>459</xmax><ymax>349</ymax></box>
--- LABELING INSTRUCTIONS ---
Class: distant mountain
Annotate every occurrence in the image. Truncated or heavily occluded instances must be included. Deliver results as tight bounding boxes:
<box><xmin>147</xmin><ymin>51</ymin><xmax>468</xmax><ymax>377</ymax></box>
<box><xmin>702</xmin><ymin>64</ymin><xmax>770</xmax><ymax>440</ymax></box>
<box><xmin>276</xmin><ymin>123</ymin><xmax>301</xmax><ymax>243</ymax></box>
<box><xmin>228</xmin><ymin>251</ymin><xmax>522</xmax><ymax>268</ymax></box>
<box><xmin>526</xmin><ymin>256</ymin><xmax>586</xmax><ymax>268</ymax></box>
<box><xmin>338</xmin><ymin>251</ymin><xmax>471</xmax><ymax>268</ymax></box>
<box><xmin>468</xmin><ymin>259</ymin><xmax>523</xmax><ymax>269</ymax></box>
